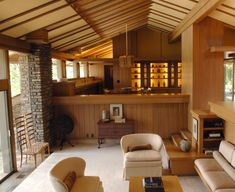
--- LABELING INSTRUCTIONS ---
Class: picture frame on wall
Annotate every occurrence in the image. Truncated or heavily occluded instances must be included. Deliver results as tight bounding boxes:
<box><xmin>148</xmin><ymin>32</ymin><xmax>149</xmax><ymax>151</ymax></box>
<box><xmin>110</xmin><ymin>104</ymin><xmax>123</xmax><ymax>120</ymax></box>
<box><xmin>193</xmin><ymin>118</ymin><xmax>198</xmax><ymax>141</ymax></box>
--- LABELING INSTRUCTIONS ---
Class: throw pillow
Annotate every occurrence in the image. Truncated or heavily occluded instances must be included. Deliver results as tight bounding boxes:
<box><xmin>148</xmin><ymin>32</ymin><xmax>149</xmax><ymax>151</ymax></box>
<box><xmin>128</xmin><ymin>144</ymin><xmax>152</xmax><ymax>152</ymax></box>
<box><xmin>63</xmin><ymin>171</ymin><xmax>76</xmax><ymax>191</ymax></box>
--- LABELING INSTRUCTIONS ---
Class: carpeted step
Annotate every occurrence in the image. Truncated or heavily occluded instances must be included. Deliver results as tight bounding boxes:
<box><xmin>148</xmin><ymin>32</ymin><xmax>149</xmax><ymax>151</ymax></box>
<box><xmin>180</xmin><ymin>130</ymin><xmax>192</xmax><ymax>141</ymax></box>
<box><xmin>171</xmin><ymin>134</ymin><xmax>183</xmax><ymax>148</ymax></box>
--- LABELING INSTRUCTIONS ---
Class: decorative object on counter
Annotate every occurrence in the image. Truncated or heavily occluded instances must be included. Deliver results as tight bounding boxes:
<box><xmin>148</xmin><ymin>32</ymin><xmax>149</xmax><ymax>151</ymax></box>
<box><xmin>179</xmin><ymin>139</ymin><xmax>191</xmax><ymax>152</ymax></box>
<box><xmin>114</xmin><ymin>117</ymin><xmax>126</xmax><ymax>123</ymax></box>
<box><xmin>101</xmin><ymin>109</ymin><xmax>109</xmax><ymax>122</ymax></box>
<box><xmin>110</xmin><ymin>104</ymin><xmax>123</xmax><ymax>120</ymax></box>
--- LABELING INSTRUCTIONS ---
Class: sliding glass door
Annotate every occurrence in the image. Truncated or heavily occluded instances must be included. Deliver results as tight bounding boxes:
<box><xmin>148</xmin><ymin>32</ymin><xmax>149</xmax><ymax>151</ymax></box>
<box><xmin>0</xmin><ymin>49</ymin><xmax>15</xmax><ymax>182</ymax></box>
<box><xmin>0</xmin><ymin>91</ymin><xmax>13</xmax><ymax>180</ymax></box>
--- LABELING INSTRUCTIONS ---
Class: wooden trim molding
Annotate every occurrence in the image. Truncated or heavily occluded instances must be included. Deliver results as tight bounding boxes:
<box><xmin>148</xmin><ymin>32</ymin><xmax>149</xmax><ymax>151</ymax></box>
<box><xmin>52</xmin><ymin>94</ymin><xmax>190</xmax><ymax>105</ymax></box>
<box><xmin>210</xmin><ymin>46</ymin><xmax>235</xmax><ymax>52</ymax></box>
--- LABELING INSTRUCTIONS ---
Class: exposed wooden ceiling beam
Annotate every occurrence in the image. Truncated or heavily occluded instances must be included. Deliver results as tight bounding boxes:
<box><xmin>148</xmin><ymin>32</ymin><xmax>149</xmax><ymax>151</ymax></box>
<box><xmin>169</xmin><ymin>0</ymin><xmax>225</xmax><ymax>42</ymax></box>
<box><xmin>17</xmin><ymin>14</ymin><xmax>80</xmax><ymax>39</ymax></box>
<box><xmin>0</xmin><ymin>0</ymin><xmax>77</xmax><ymax>33</ymax></box>
<box><xmin>54</xmin><ymin>32</ymin><xmax>97</xmax><ymax>50</ymax></box>
<box><xmin>46</xmin><ymin>15</ymin><xmax>81</xmax><ymax>32</ymax></box>
<box><xmin>79</xmin><ymin>40</ymin><xmax>112</xmax><ymax>52</ymax></box>
<box><xmin>148</xmin><ymin>18</ymin><xmax>176</xmax><ymax>29</ymax></box>
<box><xmin>149</xmin><ymin>9</ymin><xmax>182</xmax><ymax>23</ymax></box>
<box><xmin>51</xmin><ymin>50</ymin><xmax>77</xmax><ymax>60</ymax></box>
<box><xmin>81</xmin><ymin>41</ymin><xmax>112</xmax><ymax>54</ymax></box>
<box><xmin>158</xmin><ymin>0</ymin><xmax>191</xmax><ymax>12</ymax></box>
<box><xmin>152</xmin><ymin>1</ymin><xmax>189</xmax><ymax>14</ymax></box>
<box><xmin>87</xmin><ymin>0</ymin><xmax>150</xmax><ymax>20</ymax></box>
<box><xmin>0</xmin><ymin>0</ymin><xmax>61</xmax><ymax>25</ymax></box>
<box><xmin>0</xmin><ymin>34</ymin><xmax>30</xmax><ymax>53</ymax></box>
<box><xmin>76</xmin><ymin>22</ymin><xmax>147</xmax><ymax>51</ymax></box>
<box><xmin>74</xmin><ymin>58</ymin><xmax>115</xmax><ymax>63</ymax></box>
<box><xmin>80</xmin><ymin>44</ymin><xmax>112</xmax><ymax>57</ymax></box>
<box><xmin>91</xmin><ymin>1</ymin><xmax>150</xmax><ymax>24</ymax></box>
<box><xmin>95</xmin><ymin>7</ymin><xmax>150</xmax><ymax>31</ymax></box>
<box><xmin>98</xmin><ymin>12</ymin><xmax>149</xmax><ymax>36</ymax></box>
<box><xmin>147</xmin><ymin>24</ymin><xmax>170</xmax><ymax>33</ymax></box>
<box><xmin>49</xmin><ymin>25</ymin><xmax>90</xmax><ymax>43</ymax></box>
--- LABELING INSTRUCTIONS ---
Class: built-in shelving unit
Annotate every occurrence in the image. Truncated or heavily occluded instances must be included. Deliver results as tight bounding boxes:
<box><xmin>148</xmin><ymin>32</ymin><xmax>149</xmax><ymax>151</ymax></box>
<box><xmin>191</xmin><ymin>109</ymin><xmax>224</xmax><ymax>154</ymax></box>
<box><xmin>131</xmin><ymin>61</ymin><xmax>182</xmax><ymax>92</ymax></box>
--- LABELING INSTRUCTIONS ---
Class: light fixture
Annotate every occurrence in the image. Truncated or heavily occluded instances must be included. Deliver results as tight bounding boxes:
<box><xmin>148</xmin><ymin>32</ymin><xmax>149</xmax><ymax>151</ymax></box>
<box><xmin>119</xmin><ymin>24</ymin><xmax>134</xmax><ymax>68</ymax></box>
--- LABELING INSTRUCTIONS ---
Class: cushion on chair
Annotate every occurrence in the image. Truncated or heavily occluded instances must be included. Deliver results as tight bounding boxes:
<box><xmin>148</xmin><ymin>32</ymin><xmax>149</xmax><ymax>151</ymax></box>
<box><xmin>71</xmin><ymin>176</ymin><xmax>101</xmax><ymax>192</ymax></box>
<box><xmin>125</xmin><ymin>150</ymin><xmax>161</xmax><ymax>162</ymax></box>
<box><xmin>63</xmin><ymin>171</ymin><xmax>76</xmax><ymax>192</ymax></box>
<box><xmin>128</xmin><ymin>144</ymin><xmax>152</xmax><ymax>152</ymax></box>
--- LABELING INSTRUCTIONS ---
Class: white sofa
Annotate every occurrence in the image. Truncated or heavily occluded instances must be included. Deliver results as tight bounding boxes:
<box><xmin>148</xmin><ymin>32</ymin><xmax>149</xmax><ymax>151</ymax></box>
<box><xmin>120</xmin><ymin>133</ymin><xmax>168</xmax><ymax>180</ymax></box>
<box><xmin>195</xmin><ymin>140</ymin><xmax>235</xmax><ymax>192</ymax></box>
<box><xmin>49</xmin><ymin>157</ymin><xmax>103</xmax><ymax>192</ymax></box>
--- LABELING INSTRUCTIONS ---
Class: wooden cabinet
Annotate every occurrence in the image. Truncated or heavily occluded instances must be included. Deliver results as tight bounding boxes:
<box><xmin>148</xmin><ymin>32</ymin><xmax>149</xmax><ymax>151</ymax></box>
<box><xmin>191</xmin><ymin>110</ymin><xmax>224</xmax><ymax>154</ymax></box>
<box><xmin>97</xmin><ymin>120</ymin><xmax>134</xmax><ymax>148</ymax></box>
<box><xmin>131</xmin><ymin>61</ymin><xmax>181</xmax><ymax>92</ymax></box>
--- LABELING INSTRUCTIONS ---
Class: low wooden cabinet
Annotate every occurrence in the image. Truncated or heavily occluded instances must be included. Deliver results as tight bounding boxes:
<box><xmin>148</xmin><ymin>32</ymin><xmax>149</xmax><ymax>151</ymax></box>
<box><xmin>97</xmin><ymin>120</ymin><xmax>134</xmax><ymax>148</ymax></box>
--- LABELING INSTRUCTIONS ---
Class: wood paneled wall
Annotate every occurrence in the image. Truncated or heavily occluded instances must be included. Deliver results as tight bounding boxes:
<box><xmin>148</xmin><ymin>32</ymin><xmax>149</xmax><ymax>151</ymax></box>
<box><xmin>54</xmin><ymin>102</ymin><xmax>188</xmax><ymax>140</ymax></box>
<box><xmin>181</xmin><ymin>17</ymin><xmax>224</xmax><ymax>130</ymax></box>
<box><xmin>193</xmin><ymin>17</ymin><xmax>224</xmax><ymax>110</ymax></box>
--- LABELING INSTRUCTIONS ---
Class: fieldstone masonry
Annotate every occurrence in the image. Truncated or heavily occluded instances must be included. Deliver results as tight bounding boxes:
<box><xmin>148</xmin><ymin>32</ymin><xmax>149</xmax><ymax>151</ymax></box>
<box><xmin>20</xmin><ymin>44</ymin><xmax>52</xmax><ymax>143</ymax></box>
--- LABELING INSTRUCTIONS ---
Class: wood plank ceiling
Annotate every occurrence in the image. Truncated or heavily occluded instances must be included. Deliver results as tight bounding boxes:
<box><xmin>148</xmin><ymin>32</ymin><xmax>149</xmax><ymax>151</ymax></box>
<box><xmin>1</xmin><ymin>0</ymin><xmax>235</xmax><ymax>58</ymax></box>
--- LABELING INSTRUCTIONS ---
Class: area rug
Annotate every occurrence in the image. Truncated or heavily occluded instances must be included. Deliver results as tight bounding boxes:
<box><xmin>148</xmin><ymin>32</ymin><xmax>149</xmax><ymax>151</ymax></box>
<box><xmin>12</xmin><ymin>143</ymin><xmax>208</xmax><ymax>192</ymax></box>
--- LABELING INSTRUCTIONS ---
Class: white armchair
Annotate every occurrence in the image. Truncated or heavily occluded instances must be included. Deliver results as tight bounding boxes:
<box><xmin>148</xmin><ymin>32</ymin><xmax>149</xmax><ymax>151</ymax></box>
<box><xmin>49</xmin><ymin>157</ymin><xmax>103</xmax><ymax>192</ymax></box>
<box><xmin>120</xmin><ymin>133</ymin><xmax>168</xmax><ymax>180</ymax></box>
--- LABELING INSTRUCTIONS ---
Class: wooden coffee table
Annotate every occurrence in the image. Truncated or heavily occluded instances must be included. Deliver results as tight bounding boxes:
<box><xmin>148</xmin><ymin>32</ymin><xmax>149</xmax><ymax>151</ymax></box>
<box><xmin>129</xmin><ymin>176</ymin><xmax>183</xmax><ymax>192</ymax></box>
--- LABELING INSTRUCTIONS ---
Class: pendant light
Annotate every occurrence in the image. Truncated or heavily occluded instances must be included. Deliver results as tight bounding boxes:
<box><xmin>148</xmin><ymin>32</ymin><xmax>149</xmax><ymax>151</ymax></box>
<box><xmin>119</xmin><ymin>24</ymin><xmax>134</xmax><ymax>68</ymax></box>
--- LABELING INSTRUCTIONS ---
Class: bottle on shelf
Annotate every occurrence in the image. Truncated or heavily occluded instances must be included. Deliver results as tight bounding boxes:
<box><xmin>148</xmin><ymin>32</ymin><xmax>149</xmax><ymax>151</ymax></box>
<box><xmin>163</xmin><ymin>81</ymin><xmax>166</xmax><ymax>87</ymax></box>
<box><xmin>158</xmin><ymin>81</ymin><xmax>160</xmax><ymax>87</ymax></box>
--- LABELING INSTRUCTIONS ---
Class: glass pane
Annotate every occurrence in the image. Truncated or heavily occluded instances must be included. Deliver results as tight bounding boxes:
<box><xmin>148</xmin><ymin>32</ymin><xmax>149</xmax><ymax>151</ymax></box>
<box><xmin>0</xmin><ymin>91</ymin><xmax>13</xmax><ymax>180</ymax></box>
<box><xmin>224</xmin><ymin>61</ymin><xmax>233</xmax><ymax>101</ymax></box>
<box><xmin>66</xmin><ymin>61</ymin><xmax>74</xmax><ymax>79</ymax></box>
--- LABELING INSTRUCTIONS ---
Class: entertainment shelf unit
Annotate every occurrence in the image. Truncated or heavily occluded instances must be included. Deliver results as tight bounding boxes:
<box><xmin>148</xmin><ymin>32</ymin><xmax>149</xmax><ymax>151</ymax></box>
<box><xmin>191</xmin><ymin>110</ymin><xmax>224</xmax><ymax>154</ymax></box>
<box><xmin>131</xmin><ymin>61</ymin><xmax>181</xmax><ymax>93</ymax></box>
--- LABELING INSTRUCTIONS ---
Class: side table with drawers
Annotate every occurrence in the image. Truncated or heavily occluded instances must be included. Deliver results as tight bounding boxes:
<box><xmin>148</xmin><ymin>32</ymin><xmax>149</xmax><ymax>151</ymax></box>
<box><xmin>97</xmin><ymin>120</ymin><xmax>134</xmax><ymax>148</ymax></box>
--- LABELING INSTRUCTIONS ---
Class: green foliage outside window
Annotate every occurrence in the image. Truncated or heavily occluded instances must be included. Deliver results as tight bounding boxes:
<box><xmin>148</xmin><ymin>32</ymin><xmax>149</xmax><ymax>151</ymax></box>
<box><xmin>10</xmin><ymin>64</ymin><xmax>21</xmax><ymax>97</ymax></box>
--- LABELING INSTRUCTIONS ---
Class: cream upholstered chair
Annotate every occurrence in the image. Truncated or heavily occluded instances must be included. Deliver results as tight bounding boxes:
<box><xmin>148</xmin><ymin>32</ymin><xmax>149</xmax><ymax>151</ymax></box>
<box><xmin>49</xmin><ymin>157</ymin><xmax>103</xmax><ymax>192</ymax></box>
<box><xmin>120</xmin><ymin>133</ymin><xmax>169</xmax><ymax>180</ymax></box>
